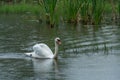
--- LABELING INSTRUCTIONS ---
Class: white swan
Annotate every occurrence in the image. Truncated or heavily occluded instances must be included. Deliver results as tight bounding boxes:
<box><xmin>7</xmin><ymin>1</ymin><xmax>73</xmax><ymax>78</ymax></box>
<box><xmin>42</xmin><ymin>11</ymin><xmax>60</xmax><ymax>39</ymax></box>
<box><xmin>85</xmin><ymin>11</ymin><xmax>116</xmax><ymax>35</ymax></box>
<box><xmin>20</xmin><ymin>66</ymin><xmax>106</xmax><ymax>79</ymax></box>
<box><xmin>25</xmin><ymin>37</ymin><xmax>61</xmax><ymax>59</ymax></box>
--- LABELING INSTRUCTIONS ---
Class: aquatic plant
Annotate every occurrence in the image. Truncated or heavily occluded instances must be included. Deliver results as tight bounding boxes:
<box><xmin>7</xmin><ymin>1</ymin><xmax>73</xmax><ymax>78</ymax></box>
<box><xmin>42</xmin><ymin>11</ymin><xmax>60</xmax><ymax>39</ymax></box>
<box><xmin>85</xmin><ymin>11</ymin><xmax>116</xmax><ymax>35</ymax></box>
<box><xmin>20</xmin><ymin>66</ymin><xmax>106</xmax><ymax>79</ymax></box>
<box><xmin>0</xmin><ymin>0</ymin><xmax>119</xmax><ymax>25</ymax></box>
<box><xmin>39</xmin><ymin>0</ymin><xmax>58</xmax><ymax>27</ymax></box>
<box><xmin>91</xmin><ymin>0</ymin><xmax>105</xmax><ymax>24</ymax></box>
<box><xmin>62</xmin><ymin>0</ymin><xmax>81</xmax><ymax>23</ymax></box>
<box><xmin>79</xmin><ymin>0</ymin><xmax>105</xmax><ymax>24</ymax></box>
<box><xmin>118</xmin><ymin>0</ymin><xmax>120</xmax><ymax>18</ymax></box>
<box><xmin>0</xmin><ymin>3</ymin><xmax>41</xmax><ymax>14</ymax></box>
<box><xmin>80</xmin><ymin>0</ymin><xmax>90</xmax><ymax>24</ymax></box>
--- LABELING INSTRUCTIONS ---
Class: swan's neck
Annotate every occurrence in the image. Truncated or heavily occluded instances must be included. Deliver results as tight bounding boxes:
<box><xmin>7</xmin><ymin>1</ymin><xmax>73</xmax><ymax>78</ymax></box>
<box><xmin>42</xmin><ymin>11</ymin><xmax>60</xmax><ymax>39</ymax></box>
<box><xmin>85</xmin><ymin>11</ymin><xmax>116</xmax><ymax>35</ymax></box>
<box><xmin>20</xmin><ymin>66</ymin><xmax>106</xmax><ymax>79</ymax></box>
<box><xmin>53</xmin><ymin>42</ymin><xmax>58</xmax><ymax>59</ymax></box>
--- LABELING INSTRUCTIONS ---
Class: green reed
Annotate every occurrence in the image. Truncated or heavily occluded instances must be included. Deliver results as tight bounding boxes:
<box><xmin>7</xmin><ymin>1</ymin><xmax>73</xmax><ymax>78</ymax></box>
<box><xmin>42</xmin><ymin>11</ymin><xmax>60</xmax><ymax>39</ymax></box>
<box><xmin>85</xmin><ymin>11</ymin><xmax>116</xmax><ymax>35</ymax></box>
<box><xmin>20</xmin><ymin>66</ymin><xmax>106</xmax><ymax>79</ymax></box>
<box><xmin>39</xmin><ymin>0</ymin><xmax>58</xmax><ymax>27</ymax></box>
<box><xmin>80</xmin><ymin>0</ymin><xmax>90</xmax><ymax>24</ymax></box>
<box><xmin>91</xmin><ymin>0</ymin><xmax>105</xmax><ymax>24</ymax></box>
<box><xmin>62</xmin><ymin>0</ymin><xmax>81</xmax><ymax>23</ymax></box>
<box><xmin>0</xmin><ymin>0</ymin><xmax>119</xmax><ymax>25</ymax></box>
<box><xmin>0</xmin><ymin>3</ymin><xmax>40</xmax><ymax>14</ymax></box>
<box><xmin>118</xmin><ymin>0</ymin><xmax>120</xmax><ymax>17</ymax></box>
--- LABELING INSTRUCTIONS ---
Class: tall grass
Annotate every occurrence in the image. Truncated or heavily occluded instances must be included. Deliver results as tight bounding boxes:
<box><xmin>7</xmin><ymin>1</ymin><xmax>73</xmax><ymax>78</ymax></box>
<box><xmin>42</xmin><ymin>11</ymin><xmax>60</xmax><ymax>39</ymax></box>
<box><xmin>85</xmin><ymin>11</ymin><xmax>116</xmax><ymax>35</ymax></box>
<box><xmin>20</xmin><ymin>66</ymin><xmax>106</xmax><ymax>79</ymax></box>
<box><xmin>62</xmin><ymin>0</ymin><xmax>81</xmax><ymax>23</ymax></box>
<box><xmin>91</xmin><ymin>0</ymin><xmax>105</xmax><ymax>24</ymax></box>
<box><xmin>0</xmin><ymin>4</ymin><xmax>41</xmax><ymax>14</ymax></box>
<box><xmin>80</xmin><ymin>0</ymin><xmax>90</xmax><ymax>24</ymax></box>
<box><xmin>39</xmin><ymin>0</ymin><xmax>58</xmax><ymax>27</ymax></box>
<box><xmin>0</xmin><ymin>0</ymin><xmax>119</xmax><ymax>25</ymax></box>
<box><xmin>78</xmin><ymin>0</ymin><xmax>105</xmax><ymax>24</ymax></box>
<box><xmin>118</xmin><ymin>0</ymin><xmax>120</xmax><ymax>18</ymax></box>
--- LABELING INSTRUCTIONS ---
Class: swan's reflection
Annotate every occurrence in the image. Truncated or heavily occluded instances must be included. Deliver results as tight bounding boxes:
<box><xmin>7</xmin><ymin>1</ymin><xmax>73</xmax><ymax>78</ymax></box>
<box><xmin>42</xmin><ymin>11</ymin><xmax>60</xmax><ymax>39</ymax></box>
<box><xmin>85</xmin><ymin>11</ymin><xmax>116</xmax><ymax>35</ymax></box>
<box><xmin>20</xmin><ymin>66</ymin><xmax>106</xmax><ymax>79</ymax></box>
<box><xmin>31</xmin><ymin>58</ymin><xmax>58</xmax><ymax>80</ymax></box>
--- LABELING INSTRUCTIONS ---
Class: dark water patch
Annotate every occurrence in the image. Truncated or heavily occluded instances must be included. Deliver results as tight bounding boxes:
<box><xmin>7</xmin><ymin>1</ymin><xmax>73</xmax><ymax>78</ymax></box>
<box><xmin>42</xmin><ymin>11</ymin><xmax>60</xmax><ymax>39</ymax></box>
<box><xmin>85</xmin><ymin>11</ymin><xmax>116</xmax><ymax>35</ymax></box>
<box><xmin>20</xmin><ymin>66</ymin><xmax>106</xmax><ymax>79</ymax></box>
<box><xmin>0</xmin><ymin>58</ymin><xmax>34</xmax><ymax>80</ymax></box>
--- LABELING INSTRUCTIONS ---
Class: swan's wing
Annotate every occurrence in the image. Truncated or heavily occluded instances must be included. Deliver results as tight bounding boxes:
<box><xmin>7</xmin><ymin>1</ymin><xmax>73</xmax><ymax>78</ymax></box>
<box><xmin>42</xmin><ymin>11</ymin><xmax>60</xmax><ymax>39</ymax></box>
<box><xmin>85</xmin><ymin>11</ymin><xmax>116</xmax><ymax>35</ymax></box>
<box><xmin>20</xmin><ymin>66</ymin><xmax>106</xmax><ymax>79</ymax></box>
<box><xmin>39</xmin><ymin>43</ymin><xmax>53</xmax><ymax>53</ymax></box>
<box><xmin>33</xmin><ymin>43</ymin><xmax>53</xmax><ymax>58</ymax></box>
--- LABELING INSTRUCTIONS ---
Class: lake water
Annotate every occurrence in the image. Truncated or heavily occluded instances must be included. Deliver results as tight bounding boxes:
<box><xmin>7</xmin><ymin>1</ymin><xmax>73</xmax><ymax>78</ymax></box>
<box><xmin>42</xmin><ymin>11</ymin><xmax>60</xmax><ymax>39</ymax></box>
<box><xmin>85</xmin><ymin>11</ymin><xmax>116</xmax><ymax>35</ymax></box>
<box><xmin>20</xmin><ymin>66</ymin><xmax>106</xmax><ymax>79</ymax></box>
<box><xmin>0</xmin><ymin>15</ymin><xmax>120</xmax><ymax>80</ymax></box>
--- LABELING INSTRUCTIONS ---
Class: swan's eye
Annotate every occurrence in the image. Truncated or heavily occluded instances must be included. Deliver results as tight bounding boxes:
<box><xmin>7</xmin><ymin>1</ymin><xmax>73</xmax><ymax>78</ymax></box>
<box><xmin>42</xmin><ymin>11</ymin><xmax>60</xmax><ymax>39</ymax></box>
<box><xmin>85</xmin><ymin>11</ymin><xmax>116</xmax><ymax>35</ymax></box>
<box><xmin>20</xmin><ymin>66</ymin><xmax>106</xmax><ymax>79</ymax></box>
<box><xmin>57</xmin><ymin>39</ymin><xmax>61</xmax><ymax>42</ymax></box>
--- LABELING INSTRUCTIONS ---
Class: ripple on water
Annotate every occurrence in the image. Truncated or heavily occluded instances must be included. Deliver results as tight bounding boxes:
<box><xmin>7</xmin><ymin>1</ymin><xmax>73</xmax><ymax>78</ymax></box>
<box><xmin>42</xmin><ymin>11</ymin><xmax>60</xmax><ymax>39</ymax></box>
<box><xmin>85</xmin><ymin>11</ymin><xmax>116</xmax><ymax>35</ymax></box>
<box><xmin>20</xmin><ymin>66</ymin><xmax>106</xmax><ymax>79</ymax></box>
<box><xmin>0</xmin><ymin>53</ymin><xmax>25</xmax><ymax>59</ymax></box>
<box><xmin>62</xmin><ymin>25</ymin><xmax>120</xmax><ymax>56</ymax></box>
<box><xmin>0</xmin><ymin>15</ymin><xmax>120</xmax><ymax>80</ymax></box>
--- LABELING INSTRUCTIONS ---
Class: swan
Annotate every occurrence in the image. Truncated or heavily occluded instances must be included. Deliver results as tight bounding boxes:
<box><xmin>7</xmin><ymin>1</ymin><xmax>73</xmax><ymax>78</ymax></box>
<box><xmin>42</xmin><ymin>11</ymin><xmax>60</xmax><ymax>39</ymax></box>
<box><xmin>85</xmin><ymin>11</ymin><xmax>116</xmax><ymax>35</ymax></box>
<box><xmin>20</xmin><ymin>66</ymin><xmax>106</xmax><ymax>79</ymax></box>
<box><xmin>25</xmin><ymin>37</ymin><xmax>61</xmax><ymax>59</ymax></box>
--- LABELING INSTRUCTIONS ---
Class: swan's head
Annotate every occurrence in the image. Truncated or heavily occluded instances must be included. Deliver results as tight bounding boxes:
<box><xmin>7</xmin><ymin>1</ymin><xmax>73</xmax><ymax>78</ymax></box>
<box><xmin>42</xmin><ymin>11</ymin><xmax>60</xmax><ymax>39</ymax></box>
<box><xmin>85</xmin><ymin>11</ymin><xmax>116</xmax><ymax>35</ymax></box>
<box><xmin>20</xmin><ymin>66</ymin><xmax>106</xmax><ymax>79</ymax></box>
<box><xmin>55</xmin><ymin>37</ymin><xmax>61</xmax><ymax>45</ymax></box>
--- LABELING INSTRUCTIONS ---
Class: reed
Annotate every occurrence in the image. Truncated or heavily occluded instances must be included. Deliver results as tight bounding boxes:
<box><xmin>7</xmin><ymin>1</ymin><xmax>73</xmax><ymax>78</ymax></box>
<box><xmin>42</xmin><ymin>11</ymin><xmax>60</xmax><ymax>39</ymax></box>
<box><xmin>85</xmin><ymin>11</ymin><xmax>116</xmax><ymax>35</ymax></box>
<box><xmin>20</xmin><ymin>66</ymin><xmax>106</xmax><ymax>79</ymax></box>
<box><xmin>80</xmin><ymin>0</ymin><xmax>90</xmax><ymax>24</ymax></box>
<box><xmin>118</xmin><ymin>0</ymin><xmax>120</xmax><ymax>18</ymax></box>
<box><xmin>91</xmin><ymin>0</ymin><xmax>105</xmax><ymax>24</ymax></box>
<box><xmin>0</xmin><ymin>0</ymin><xmax>119</xmax><ymax>25</ymax></box>
<box><xmin>39</xmin><ymin>0</ymin><xmax>58</xmax><ymax>27</ymax></box>
<box><xmin>62</xmin><ymin>0</ymin><xmax>81</xmax><ymax>23</ymax></box>
<box><xmin>0</xmin><ymin>3</ymin><xmax>41</xmax><ymax>14</ymax></box>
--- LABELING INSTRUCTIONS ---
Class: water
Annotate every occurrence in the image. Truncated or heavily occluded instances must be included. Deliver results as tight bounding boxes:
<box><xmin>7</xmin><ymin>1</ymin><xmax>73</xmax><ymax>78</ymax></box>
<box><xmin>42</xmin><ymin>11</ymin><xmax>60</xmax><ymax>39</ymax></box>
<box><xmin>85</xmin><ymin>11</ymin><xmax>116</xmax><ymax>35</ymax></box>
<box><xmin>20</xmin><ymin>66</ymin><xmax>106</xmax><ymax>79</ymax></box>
<box><xmin>0</xmin><ymin>15</ymin><xmax>120</xmax><ymax>80</ymax></box>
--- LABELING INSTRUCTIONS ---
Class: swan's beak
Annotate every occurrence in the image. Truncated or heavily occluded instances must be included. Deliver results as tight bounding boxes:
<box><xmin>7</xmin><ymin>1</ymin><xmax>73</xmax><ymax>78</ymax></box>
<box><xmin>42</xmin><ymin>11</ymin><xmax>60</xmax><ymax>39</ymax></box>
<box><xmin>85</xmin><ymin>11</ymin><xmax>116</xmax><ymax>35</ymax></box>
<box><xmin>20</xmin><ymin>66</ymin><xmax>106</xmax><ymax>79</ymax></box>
<box><xmin>58</xmin><ymin>41</ymin><xmax>61</xmax><ymax>45</ymax></box>
<box><xmin>57</xmin><ymin>40</ymin><xmax>61</xmax><ymax>45</ymax></box>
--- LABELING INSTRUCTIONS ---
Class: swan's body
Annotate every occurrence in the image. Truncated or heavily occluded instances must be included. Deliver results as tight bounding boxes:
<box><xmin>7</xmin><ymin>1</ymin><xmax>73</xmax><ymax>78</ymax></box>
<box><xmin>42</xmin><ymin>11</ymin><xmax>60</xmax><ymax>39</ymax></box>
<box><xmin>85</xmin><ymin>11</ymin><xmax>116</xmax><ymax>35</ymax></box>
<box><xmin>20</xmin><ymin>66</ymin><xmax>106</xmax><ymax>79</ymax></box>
<box><xmin>25</xmin><ymin>37</ymin><xmax>61</xmax><ymax>59</ymax></box>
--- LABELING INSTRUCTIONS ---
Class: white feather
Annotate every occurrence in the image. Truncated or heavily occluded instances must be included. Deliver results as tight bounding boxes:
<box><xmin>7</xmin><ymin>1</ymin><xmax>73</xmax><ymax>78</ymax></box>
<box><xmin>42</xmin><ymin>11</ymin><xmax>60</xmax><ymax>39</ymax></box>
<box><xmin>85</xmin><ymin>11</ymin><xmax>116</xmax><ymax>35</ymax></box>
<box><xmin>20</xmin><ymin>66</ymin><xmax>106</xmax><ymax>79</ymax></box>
<box><xmin>25</xmin><ymin>37</ymin><xmax>61</xmax><ymax>59</ymax></box>
<box><xmin>33</xmin><ymin>43</ymin><xmax>54</xmax><ymax>58</ymax></box>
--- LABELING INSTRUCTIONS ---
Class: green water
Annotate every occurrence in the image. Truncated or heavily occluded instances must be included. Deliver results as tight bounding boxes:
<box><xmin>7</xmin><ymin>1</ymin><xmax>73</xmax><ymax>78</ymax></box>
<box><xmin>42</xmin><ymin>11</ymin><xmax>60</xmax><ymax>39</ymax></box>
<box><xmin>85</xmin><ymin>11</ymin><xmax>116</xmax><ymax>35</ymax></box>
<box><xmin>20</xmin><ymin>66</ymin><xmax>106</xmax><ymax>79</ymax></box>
<box><xmin>0</xmin><ymin>15</ymin><xmax>120</xmax><ymax>80</ymax></box>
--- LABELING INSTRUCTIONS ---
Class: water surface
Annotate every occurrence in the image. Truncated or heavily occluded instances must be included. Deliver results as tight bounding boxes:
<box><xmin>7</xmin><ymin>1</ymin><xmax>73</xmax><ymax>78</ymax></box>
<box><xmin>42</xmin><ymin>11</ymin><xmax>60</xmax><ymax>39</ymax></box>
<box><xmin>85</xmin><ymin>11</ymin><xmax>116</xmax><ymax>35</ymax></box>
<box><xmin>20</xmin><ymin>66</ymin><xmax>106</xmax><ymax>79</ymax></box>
<box><xmin>0</xmin><ymin>15</ymin><xmax>120</xmax><ymax>80</ymax></box>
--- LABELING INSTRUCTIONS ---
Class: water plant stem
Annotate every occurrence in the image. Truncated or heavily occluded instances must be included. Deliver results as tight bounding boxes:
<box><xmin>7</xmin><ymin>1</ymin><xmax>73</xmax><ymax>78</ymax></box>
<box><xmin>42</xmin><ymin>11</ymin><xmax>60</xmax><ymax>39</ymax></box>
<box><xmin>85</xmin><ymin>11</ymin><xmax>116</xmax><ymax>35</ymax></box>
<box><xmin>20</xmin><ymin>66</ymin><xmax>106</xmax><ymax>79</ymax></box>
<box><xmin>39</xmin><ymin>0</ymin><xmax>58</xmax><ymax>27</ymax></box>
